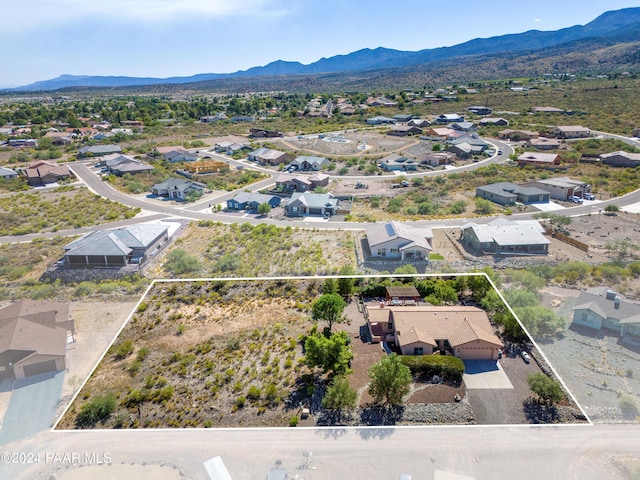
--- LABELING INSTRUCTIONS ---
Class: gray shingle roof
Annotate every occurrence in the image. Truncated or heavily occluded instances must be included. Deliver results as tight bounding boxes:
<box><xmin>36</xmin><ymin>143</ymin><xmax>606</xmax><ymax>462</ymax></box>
<box><xmin>572</xmin><ymin>288</ymin><xmax>640</xmax><ymax>324</ymax></box>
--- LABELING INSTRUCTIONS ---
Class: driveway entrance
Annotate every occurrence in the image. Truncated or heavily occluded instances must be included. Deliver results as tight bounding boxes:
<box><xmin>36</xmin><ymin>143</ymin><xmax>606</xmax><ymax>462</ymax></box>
<box><xmin>0</xmin><ymin>371</ymin><xmax>65</xmax><ymax>445</ymax></box>
<box><xmin>463</xmin><ymin>360</ymin><xmax>513</xmax><ymax>389</ymax></box>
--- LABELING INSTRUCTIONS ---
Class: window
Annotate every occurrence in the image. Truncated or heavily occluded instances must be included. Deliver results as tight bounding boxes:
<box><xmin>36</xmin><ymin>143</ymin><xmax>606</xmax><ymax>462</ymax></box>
<box><xmin>414</xmin><ymin>347</ymin><xmax>423</xmax><ymax>355</ymax></box>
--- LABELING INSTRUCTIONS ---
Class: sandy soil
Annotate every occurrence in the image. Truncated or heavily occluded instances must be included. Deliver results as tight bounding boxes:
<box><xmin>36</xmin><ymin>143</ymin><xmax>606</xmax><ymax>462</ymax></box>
<box><xmin>60</xmin><ymin>301</ymin><xmax>138</xmax><ymax>405</ymax></box>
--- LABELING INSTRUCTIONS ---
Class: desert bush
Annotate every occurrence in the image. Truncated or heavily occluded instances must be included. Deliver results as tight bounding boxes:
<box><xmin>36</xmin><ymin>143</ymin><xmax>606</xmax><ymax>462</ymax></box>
<box><xmin>76</xmin><ymin>394</ymin><xmax>116</xmax><ymax>427</ymax></box>
<box><xmin>400</xmin><ymin>355</ymin><xmax>464</xmax><ymax>382</ymax></box>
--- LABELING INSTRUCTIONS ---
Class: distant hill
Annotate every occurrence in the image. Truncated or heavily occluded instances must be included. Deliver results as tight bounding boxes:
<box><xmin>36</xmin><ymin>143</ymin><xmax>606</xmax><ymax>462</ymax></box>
<box><xmin>10</xmin><ymin>7</ymin><xmax>640</xmax><ymax>92</ymax></box>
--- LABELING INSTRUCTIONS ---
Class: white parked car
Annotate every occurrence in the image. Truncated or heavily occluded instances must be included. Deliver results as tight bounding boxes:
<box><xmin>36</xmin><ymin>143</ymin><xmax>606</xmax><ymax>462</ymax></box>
<box><xmin>521</xmin><ymin>351</ymin><xmax>531</xmax><ymax>364</ymax></box>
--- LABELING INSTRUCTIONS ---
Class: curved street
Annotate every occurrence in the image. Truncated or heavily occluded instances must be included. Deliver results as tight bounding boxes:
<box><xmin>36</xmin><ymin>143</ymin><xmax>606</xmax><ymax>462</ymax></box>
<box><xmin>2</xmin><ymin>134</ymin><xmax>639</xmax><ymax>244</ymax></box>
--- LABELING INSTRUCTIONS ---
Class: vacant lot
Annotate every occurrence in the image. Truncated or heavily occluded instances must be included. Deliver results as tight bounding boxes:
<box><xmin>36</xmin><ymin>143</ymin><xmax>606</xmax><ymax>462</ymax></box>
<box><xmin>151</xmin><ymin>221</ymin><xmax>357</xmax><ymax>278</ymax></box>
<box><xmin>0</xmin><ymin>186</ymin><xmax>139</xmax><ymax>236</ymax></box>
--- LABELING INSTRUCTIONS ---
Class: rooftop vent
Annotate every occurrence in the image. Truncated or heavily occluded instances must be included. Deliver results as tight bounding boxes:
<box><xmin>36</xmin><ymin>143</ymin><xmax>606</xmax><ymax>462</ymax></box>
<box><xmin>606</xmin><ymin>289</ymin><xmax>617</xmax><ymax>301</ymax></box>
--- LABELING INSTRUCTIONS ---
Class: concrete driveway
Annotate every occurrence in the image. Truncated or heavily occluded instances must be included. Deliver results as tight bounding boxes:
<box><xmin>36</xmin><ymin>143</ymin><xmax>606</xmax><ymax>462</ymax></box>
<box><xmin>0</xmin><ymin>371</ymin><xmax>65</xmax><ymax>445</ymax></box>
<box><xmin>463</xmin><ymin>360</ymin><xmax>513</xmax><ymax>389</ymax></box>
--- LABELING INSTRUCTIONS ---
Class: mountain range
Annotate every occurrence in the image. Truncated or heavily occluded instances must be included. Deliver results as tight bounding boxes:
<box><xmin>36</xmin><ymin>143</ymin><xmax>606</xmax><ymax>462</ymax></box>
<box><xmin>10</xmin><ymin>7</ymin><xmax>640</xmax><ymax>92</ymax></box>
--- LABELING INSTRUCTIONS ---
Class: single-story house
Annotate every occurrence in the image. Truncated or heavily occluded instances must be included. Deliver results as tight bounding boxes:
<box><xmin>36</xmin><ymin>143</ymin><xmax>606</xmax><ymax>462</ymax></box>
<box><xmin>227</xmin><ymin>192</ymin><xmax>282</xmax><ymax>211</ymax></box>
<box><xmin>366</xmin><ymin>304</ymin><xmax>503</xmax><ymax>360</ymax></box>
<box><xmin>275</xmin><ymin>173</ymin><xmax>329</xmax><ymax>192</ymax></box>
<box><xmin>468</xmin><ymin>106</ymin><xmax>492</xmax><ymax>116</ymax></box>
<box><xmin>525</xmin><ymin>177</ymin><xmax>591</xmax><ymax>200</ymax></box>
<box><xmin>365</xmin><ymin>97</ymin><xmax>397</xmax><ymax>108</ymax></box>
<box><xmin>527</xmin><ymin>137</ymin><xmax>560</xmax><ymax>150</ymax></box>
<box><xmin>408</xmin><ymin>118</ymin><xmax>431</xmax><ymax>128</ymax></box>
<box><xmin>387</xmin><ymin>125</ymin><xmax>423</xmax><ymax>137</ymax></box>
<box><xmin>0</xmin><ymin>300</ymin><xmax>74</xmax><ymax>380</ymax></box>
<box><xmin>248</xmin><ymin>147</ymin><xmax>292</xmax><ymax>166</ymax></box>
<box><xmin>249</xmin><ymin>128</ymin><xmax>283</xmax><ymax>138</ymax></box>
<box><xmin>517</xmin><ymin>152</ymin><xmax>560</xmax><ymax>167</ymax></box>
<box><xmin>365</xmin><ymin>221</ymin><xmax>433</xmax><ymax>260</ymax></box>
<box><xmin>24</xmin><ymin>161</ymin><xmax>72</xmax><ymax>186</ymax></box>
<box><xmin>460</xmin><ymin>218</ymin><xmax>550</xmax><ymax>255</ymax></box>
<box><xmin>78</xmin><ymin>144</ymin><xmax>122</xmax><ymax>157</ymax></box>
<box><xmin>290</xmin><ymin>155</ymin><xmax>329</xmax><ymax>171</ymax></box>
<box><xmin>553</xmin><ymin>125</ymin><xmax>591</xmax><ymax>139</ymax></box>
<box><xmin>479</xmin><ymin>118</ymin><xmax>509</xmax><ymax>127</ymax></box>
<box><xmin>164</xmin><ymin>150</ymin><xmax>199</xmax><ymax>162</ymax></box>
<box><xmin>571</xmin><ymin>287</ymin><xmax>640</xmax><ymax>347</ymax></box>
<box><xmin>366</xmin><ymin>116</ymin><xmax>396</xmax><ymax>125</ymax></box>
<box><xmin>226</xmin><ymin>143</ymin><xmax>251</xmax><ymax>155</ymax></box>
<box><xmin>446</xmin><ymin>142</ymin><xmax>482</xmax><ymax>159</ymax></box>
<box><xmin>214</xmin><ymin>141</ymin><xmax>234</xmax><ymax>152</ymax></box>
<box><xmin>498</xmin><ymin>129</ymin><xmax>539</xmax><ymax>141</ymax></box>
<box><xmin>151</xmin><ymin>177</ymin><xmax>206</xmax><ymax>200</ymax></box>
<box><xmin>415</xmin><ymin>152</ymin><xmax>454</xmax><ymax>167</ymax></box>
<box><xmin>421</xmin><ymin>127</ymin><xmax>457</xmax><ymax>141</ymax></box>
<box><xmin>62</xmin><ymin>223</ymin><xmax>169</xmax><ymax>268</ymax></box>
<box><xmin>285</xmin><ymin>192</ymin><xmax>339</xmax><ymax>217</ymax></box>
<box><xmin>44</xmin><ymin>131</ymin><xmax>73</xmax><ymax>145</ymax></box>
<box><xmin>451</xmin><ymin>122</ymin><xmax>477</xmax><ymax>132</ymax></box>
<box><xmin>476</xmin><ymin>182</ymin><xmax>550</xmax><ymax>205</ymax></box>
<box><xmin>435</xmin><ymin>114</ymin><xmax>464</xmax><ymax>124</ymax></box>
<box><xmin>0</xmin><ymin>166</ymin><xmax>18</xmax><ymax>180</ymax></box>
<box><xmin>393</xmin><ymin>114</ymin><xmax>415</xmax><ymax>123</ymax></box>
<box><xmin>8</xmin><ymin>139</ymin><xmax>38</xmax><ymax>148</ymax></box>
<box><xmin>600</xmin><ymin>151</ymin><xmax>640</xmax><ymax>168</ymax></box>
<box><xmin>200</xmin><ymin>113</ymin><xmax>227</xmax><ymax>122</ymax></box>
<box><xmin>379</xmin><ymin>154</ymin><xmax>418</xmax><ymax>171</ymax></box>
<box><xmin>104</xmin><ymin>154</ymin><xmax>154</xmax><ymax>176</ymax></box>
<box><xmin>385</xmin><ymin>286</ymin><xmax>421</xmax><ymax>305</ymax></box>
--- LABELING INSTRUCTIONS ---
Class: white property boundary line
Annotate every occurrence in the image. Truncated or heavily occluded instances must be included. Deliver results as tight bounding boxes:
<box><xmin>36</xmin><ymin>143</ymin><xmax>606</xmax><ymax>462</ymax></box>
<box><xmin>52</xmin><ymin>272</ymin><xmax>592</xmax><ymax>432</ymax></box>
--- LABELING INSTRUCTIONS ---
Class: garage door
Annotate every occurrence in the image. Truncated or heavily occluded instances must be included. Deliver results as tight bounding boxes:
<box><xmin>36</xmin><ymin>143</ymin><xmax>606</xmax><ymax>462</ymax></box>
<box><xmin>23</xmin><ymin>360</ymin><xmax>58</xmax><ymax>378</ymax></box>
<box><xmin>458</xmin><ymin>348</ymin><xmax>494</xmax><ymax>360</ymax></box>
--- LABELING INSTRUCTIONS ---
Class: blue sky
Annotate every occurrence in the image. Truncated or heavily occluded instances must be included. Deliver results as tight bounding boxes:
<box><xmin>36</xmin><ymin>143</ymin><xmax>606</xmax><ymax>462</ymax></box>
<box><xmin>2</xmin><ymin>0</ymin><xmax>639</xmax><ymax>87</ymax></box>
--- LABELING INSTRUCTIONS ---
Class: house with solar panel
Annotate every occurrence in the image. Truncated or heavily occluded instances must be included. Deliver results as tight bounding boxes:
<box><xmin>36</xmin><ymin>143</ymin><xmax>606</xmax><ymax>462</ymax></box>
<box><xmin>365</xmin><ymin>221</ymin><xmax>433</xmax><ymax>260</ymax></box>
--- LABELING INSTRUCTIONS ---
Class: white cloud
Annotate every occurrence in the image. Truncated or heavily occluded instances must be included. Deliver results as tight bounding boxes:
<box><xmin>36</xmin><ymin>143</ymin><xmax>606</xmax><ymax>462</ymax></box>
<box><xmin>2</xmin><ymin>0</ymin><xmax>290</xmax><ymax>31</ymax></box>
<box><xmin>533</xmin><ymin>18</ymin><xmax>543</xmax><ymax>23</ymax></box>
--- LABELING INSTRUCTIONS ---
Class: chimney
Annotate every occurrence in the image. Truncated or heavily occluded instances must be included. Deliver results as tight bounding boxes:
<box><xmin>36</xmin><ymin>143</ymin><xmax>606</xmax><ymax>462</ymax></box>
<box><xmin>614</xmin><ymin>296</ymin><xmax>620</xmax><ymax>310</ymax></box>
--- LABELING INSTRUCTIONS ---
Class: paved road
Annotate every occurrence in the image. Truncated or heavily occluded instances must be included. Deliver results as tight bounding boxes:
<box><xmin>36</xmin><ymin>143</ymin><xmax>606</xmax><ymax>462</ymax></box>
<box><xmin>1</xmin><ymin>136</ymin><xmax>638</xmax><ymax>245</ymax></box>
<box><xmin>2</xmin><ymin>423</ymin><xmax>638</xmax><ymax>479</ymax></box>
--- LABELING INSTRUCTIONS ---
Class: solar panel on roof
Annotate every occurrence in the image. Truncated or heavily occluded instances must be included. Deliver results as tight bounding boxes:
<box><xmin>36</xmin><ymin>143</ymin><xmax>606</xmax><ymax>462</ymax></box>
<box><xmin>385</xmin><ymin>223</ymin><xmax>396</xmax><ymax>237</ymax></box>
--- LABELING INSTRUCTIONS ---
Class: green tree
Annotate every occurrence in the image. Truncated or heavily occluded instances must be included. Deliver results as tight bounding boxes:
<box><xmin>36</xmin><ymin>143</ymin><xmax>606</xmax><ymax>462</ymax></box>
<box><xmin>368</xmin><ymin>354</ymin><xmax>412</xmax><ymax>406</ymax></box>
<box><xmin>322</xmin><ymin>277</ymin><xmax>338</xmax><ymax>294</ymax></box>
<box><xmin>304</xmin><ymin>331</ymin><xmax>352</xmax><ymax>376</ymax></box>
<box><xmin>527</xmin><ymin>373</ymin><xmax>563</xmax><ymax>405</ymax></box>
<box><xmin>311</xmin><ymin>293</ymin><xmax>346</xmax><ymax>333</ymax></box>
<box><xmin>322</xmin><ymin>375</ymin><xmax>357</xmax><ymax>409</ymax></box>
<box><xmin>257</xmin><ymin>202</ymin><xmax>271</xmax><ymax>216</ymax></box>
<box><xmin>337</xmin><ymin>265</ymin><xmax>356</xmax><ymax>298</ymax></box>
